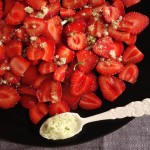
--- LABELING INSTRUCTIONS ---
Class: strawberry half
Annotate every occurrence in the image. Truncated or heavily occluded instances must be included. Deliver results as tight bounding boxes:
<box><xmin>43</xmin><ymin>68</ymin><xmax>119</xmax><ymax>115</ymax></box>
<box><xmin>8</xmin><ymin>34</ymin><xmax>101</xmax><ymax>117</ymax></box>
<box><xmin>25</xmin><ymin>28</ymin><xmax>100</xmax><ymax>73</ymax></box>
<box><xmin>60</xmin><ymin>7</ymin><xmax>76</xmax><ymax>19</ymax></box>
<box><xmin>121</xmin><ymin>0</ymin><xmax>140</xmax><ymax>8</ymax></box>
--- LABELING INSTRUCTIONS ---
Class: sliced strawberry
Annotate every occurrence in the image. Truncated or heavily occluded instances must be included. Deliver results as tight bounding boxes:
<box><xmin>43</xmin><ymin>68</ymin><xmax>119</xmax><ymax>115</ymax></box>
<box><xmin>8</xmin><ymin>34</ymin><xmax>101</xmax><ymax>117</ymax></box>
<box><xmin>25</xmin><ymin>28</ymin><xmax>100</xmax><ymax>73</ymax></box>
<box><xmin>67</xmin><ymin>32</ymin><xmax>87</xmax><ymax>51</ymax></box>
<box><xmin>23</xmin><ymin>16</ymin><xmax>46</xmax><ymax>36</ymax></box>
<box><xmin>29</xmin><ymin>102</ymin><xmax>49</xmax><ymax>124</ymax></box>
<box><xmin>5</xmin><ymin>2</ymin><xmax>27</xmax><ymax>25</ymax></box>
<box><xmin>62</xmin><ymin>0</ymin><xmax>88</xmax><ymax>9</ymax></box>
<box><xmin>70</xmin><ymin>70</ymin><xmax>93</xmax><ymax>96</ymax></box>
<box><xmin>122</xmin><ymin>45</ymin><xmax>144</xmax><ymax>64</ymax></box>
<box><xmin>98</xmin><ymin>75</ymin><xmax>126</xmax><ymax>102</ymax></box>
<box><xmin>0</xmin><ymin>59</ymin><xmax>9</xmax><ymax>76</ymax></box>
<box><xmin>10</xmin><ymin>56</ymin><xmax>30</xmax><ymax>77</ymax></box>
<box><xmin>5</xmin><ymin>40</ymin><xmax>23</xmax><ymax>59</ymax></box>
<box><xmin>53</xmin><ymin>65</ymin><xmax>68</xmax><ymax>82</ymax></box>
<box><xmin>36</xmin><ymin>79</ymin><xmax>62</xmax><ymax>103</ymax></box>
<box><xmin>123</xmin><ymin>12</ymin><xmax>149</xmax><ymax>34</ymax></box>
<box><xmin>88</xmin><ymin>0</ymin><xmax>105</xmax><ymax>8</ymax></box>
<box><xmin>113</xmin><ymin>41</ymin><xmax>124</xmax><ymax>57</ymax></box>
<box><xmin>96</xmin><ymin>58</ymin><xmax>123</xmax><ymax>76</ymax></box>
<box><xmin>20</xmin><ymin>95</ymin><xmax>37</xmax><ymax>109</ymax></box>
<box><xmin>76</xmin><ymin>49</ymin><xmax>99</xmax><ymax>74</ymax></box>
<box><xmin>0</xmin><ymin>85</ymin><xmax>20</xmax><ymax>109</ymax></box>
<box><xmin>79</xmin><ymin>92</ymin><xmax>102</xmax><ymax>110</ymax></box>
<box><xmin>124</xmin><ymin>34</ymin><xmax>137</xmax><ymax>45</ymax></box>
<box><xmin>119</xmin><ymin>63</ymin><xmax>139</xmax><ymax>84</ymax></box>
<box><xmin>49</xmin><ymin>100</ymin><xmax>70</xmax><ymax>116</ymax></box>
<box><xmin>121</xmin><ymin>0</ymin><xmax>140</xmax><ymax>8</ymax></box>
<box><xmin>60</xmin><ymin>7</ymin><xmax>76</xmax><ymax>19</ymax></box>
<box><xmin>26</xmin><ymin>0</ymin><xmax>47</xmax><ymax>10</ymax></box>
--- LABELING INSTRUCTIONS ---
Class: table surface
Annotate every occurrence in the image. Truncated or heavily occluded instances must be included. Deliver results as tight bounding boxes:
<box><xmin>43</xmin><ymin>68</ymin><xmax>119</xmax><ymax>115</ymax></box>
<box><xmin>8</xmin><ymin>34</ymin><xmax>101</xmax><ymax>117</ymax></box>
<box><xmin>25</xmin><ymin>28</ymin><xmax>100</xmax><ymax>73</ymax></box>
<box><xmin>0</xmin><ymin>115</ymin><xmax>150</xmax><ymax>150</ymax></box>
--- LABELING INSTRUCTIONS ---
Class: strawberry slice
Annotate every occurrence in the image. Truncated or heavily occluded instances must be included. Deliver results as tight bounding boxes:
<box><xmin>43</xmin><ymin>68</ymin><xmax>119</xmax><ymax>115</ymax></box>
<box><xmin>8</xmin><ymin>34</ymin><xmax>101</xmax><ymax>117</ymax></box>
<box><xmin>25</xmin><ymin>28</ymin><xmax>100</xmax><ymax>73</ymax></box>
<box><xmin>123</xmin><ymin>12</ymin><xmax>149</xmax><ymax>34</ymax></box>
<box><xmin>70</xmin><ymin>70</ymin><xmax>93</xmax><ymax>96</ymax></box>
<box><xmin>49</xmin><ymin>100</ymin><xmax>70</xmax><ymax>116</ymax></box>
<box><xmin>88</xmin><ymin>0</ymin><xmax>105</xmax><ymax>8</ymax></box>
<box><xmin>10</xmin><ymin>56</ymin><xmax>30</xmax><ymax>77</ymax></box>
<box><xmin>122</xmin><ymin>45</ymin><xmax>144</xmax><ymax>64</ymax></box>
<box><xmin>113</xmin><ymin>41</ymin><xmax>124</xmax><ymax>57</ymax></box>
<box><xmin>29</xmin><ymin>102</ymin><xmax>49</xmax><ymax>124</ymax></box>
<box><xmin>119</xmin><ymin>63</ymin><xmax>139</xmax><ymax>84</ymax></box>
<box><xmin>5</xmin><ymin>2</ymin><xmax>27</xmax><ymax>25</ymax></box>
<box><xmin>96</xmin><ymin>59</ymin><xmax>123</xmax><ymax>76</ymax></box>
<box><xmin>76</xmin><ymin>49</ymin><xmax>99</xmax><ymax>74</ymax></box>
<box><xmin>0</xmin><ymin>85</ymin><xmax>20</xmax><ymax>109</ymax></box>
<box><xmin>121</xmin><ymin>0</ymin><xmax>140</xmax><ymax>8</ymax></box>
<box><xmin>98</xmin><ymin>75</ymin><xmax>126</xmax><ymax>102</ymax></box>
<box><xmin>124</xmin><ymin>34</ymin><xmax>137</xmax><ymax>45</ymax></box>
<box><xmin>79</xmin><ymin>92</ymin><xmax>102</xmax><ymax>110</ymax></box>
<box><xmin>60</xmin><ymin>7</ymin><xmax>76</xmax><ymax>19</ymax></box>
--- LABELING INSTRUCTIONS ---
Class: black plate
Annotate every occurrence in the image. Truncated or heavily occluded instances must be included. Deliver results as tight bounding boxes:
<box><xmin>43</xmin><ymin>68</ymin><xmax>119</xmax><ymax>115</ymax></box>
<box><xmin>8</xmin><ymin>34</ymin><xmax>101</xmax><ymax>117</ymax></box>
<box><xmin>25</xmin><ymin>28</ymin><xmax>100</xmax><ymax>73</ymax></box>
<box><xmin>0</xmin><ymin>0</ymin><xmax>150</xmax><ymax>147</ymax></box>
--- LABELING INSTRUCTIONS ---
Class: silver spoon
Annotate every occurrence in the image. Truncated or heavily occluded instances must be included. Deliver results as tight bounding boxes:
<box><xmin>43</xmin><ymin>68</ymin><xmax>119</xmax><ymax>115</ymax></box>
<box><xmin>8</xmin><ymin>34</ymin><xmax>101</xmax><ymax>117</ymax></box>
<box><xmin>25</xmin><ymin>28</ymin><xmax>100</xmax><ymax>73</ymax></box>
<box><xmin>39</xmin><ymin>98</ymin><xmax>150</xmax><ymax>140</ymax></box>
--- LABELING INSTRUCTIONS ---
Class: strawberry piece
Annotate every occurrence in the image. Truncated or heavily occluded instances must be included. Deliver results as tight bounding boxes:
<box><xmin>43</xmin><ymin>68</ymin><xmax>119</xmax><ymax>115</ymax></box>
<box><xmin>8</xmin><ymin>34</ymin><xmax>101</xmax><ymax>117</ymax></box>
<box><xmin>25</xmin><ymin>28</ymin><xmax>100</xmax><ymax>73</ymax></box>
<box><xmin>79</xmin><ymin>92</ymin><xmax>102</xmax><ymax>110</ymax></box>
<box><xmin>29</xmin><ymin>102</ymin><xmax>49</xmax><ymax>124</ymax></box>
<box><xmin>0</xmin><ymin>85</ymin><xmax>20</xmax><ymax>109</ymax></box>
<box><xmin>0</xmin><ymin>59</ymin><xmax>9</xmax><ymax>76</ymax></box>
<box><xmin>0</xmin><ymin>44</ymin><xmax>5</xmax><ymax>60</ymax></box>
<box><xmin>122</xmin><ymin>45</ymin><xmax>144</xmax><ymax>64</ymax></box>
<box><xmin>62</xmin><ymin>0</ymin><xmax>88</xmax><ymax>9</ymax></box>
<box><xmin>23</xmin><ymin>16</ymin><xmax>46</xmax><ymax>36</ymax></box>
<box><xmin>5</xmin><ymin>40</ymin><xmax>23</xmax><ymax>59</ymax></box>
<box><xmin>5</xmin><ymin>2</ymin><xmax>27</xmax><ymax>25</ymax></box>
<box><xmin>123</xmin><ymin>12</ymin><xmax>149</xmax><ymax>34</ymax></box>
<box><xmin>124</xmin><ymin>34</ymin><xmax>137</xmax><ymax>45</ymax></box>
<box><xmin>92</xmin><ymin>36</ymin><xmax>115</xmax><ymax>58</ymax></box>
<box><xmin>113</xmin><ymin>41</ymin><xmax>124</xmax><ymax>57</ymax></box>
<box><xmin>49</xmin><ymin>100</ymin><xmax>70</xmax><ymax>116</ymax></box>
<box><xmin>88</xmin><ymin>0</ymin><xmax>105</xmax><ymax>8</ymax></box>
<box><xmin>70</xmin><ymin>70</ymin><xmax>93</xmax><ymax>96</ymax></box>
<box><xmin>60</xmin><ymin>7</ymin><xmax>76</xmax><ymax>19</ymax></box>
<box><xmin>96</xmin><ymin>58</ymin><xmax>123</xmax><ymax>76</ymax></box>
<box><xmin>98</xmin><ymin>75</ymin><xmax>126</xmax><ymax>101</ymax></box>
<box><xmin>76</xmin><ymin>49</ymin><xmax>99</xmax><ymax>74</ymax></box>
<box><xmin>119</xmin><ymin>63</ymin><xmax>139</xmax><ymax>84</ymax></box>
<box><xmin>54</xmin><ymin>65</ymin><xmax>68</xmax><ymax>82</ymax></box>
<box><xmin>10</xmin><ymin>56</ymin><xmax>30</xmax><ymax>77</ymax></box>
<box><xmin>67</xmin><ymin>32</ymin><xmax>87</xmax><ymax>51</ymax></box>
<box><xmin>44</xmin><ymin>16</ymin><xmax>62</xmax><ymax>43</ymax></box>
<box><xmin>121</xmin><ymin>0</ymin><xmax>140</xmax><ymax>8</ymax></box>
<box><xmin>36</xmin><ymin>79</ymin><xmax>62</xmax><ymax>103</ymax></box>
<box><xmin>26</xmin><ymin>0</ymin><xmax>47</xmax><ymax>10</ymax></box>
<box><xmin>20</xmin><ymin>95</ymin><xmax>37</xmax><ymax>109</ymax></box>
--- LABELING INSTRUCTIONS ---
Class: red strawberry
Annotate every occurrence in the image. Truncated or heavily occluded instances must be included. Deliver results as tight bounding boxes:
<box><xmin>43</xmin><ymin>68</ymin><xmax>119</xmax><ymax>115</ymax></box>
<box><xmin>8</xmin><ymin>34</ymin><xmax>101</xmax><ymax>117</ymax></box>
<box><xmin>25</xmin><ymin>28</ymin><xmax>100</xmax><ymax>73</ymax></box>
<box><xmin>113</xmin><ymin>41</ymin><xmax>124</xmax><ymax>57</ymax></box>
<box><xmin>119</xmin><ymin>63</ymin><xmax>139</xmax><ymax>84</ymax></box>
<box><xmin>10</xmin><ymin>56</ymin><xmax>30</xmax><ymax>77</ymax></box>
<box><xmin>124</xmin><ymin>34</ymin><xmax>137</xmax><ymax>45</ymax></box>
<box><xmin>29</xmin><ymin>102</ymin><xmax>49</xmax><ymax>124</ymax></box>
<box><xmin>36</xmin><ymin>79</ymin><xmax>62</xmax><ymax>103</ymax></box>
<box><xmin>122</xmin><ymin>45</ymin><xmax>144</xmax><ymax>64</ymax></box>
<box><xmin>60</xmin><ymin>7</ymin><xmax>76</xmax><ymax>19</ymax></box>
<box><xmin>96</xmin><ymin>59</ymin><xmax>123</xmax><ymax>76</ymax></box>
<box><xmin>70</xmin><ymin>70</ymin><xmax>93</xmax><ymax>96</ymax></box>
<box><xmin>98</xmin><ymin>75</ymin><xmax>126</xmax><ymax>101</ymax></box>
<box><xmin>5</xmin><ymin>2</ymin><xmax>27</xmax><ymax>25</ymax></box>
<box><xmin>62</xmin><ymin>0</ymin><xmax>88</xmax><ymax>9</ymax></box>
<box><xmin>88</xmin><ymin>0</ymin><xmax>105</xmax><ymax>8</ymax></box>
<box><xmin>123</xmin><ymin>12</ymin><xmax>149</xmax><ymax>34</ymax></box>
<box><xmin>121</xmin><ymin>0</ymin><xmax>140</xmax><ymax>8</ymax></box>
<box><xmin>79</xmin><ymin>92</ymin><xmax>102</xmax><ymax>110</ymax></box>
<box><xmin>0</xmin><ymin>85</ymin><xmax>20</xmax><ymax>109</ymax></box>
<box><xmin>49</xmin><ymin>100</ymin><xmax>70</xmax><ymax>116</ymax></box>
<box><xmin>76</xmin><ymin>49</ymin><xmax>99</xmax><ymax>74</ymax></box>
<box><xmin>23</xmin><ymin>16</ymin><xmax>46</xmax><ymax>36</ymax></box>
<box><xmin>67</xmin><ymin>32</ymin><xmax>87</xmax><ymax>51</ymax></box>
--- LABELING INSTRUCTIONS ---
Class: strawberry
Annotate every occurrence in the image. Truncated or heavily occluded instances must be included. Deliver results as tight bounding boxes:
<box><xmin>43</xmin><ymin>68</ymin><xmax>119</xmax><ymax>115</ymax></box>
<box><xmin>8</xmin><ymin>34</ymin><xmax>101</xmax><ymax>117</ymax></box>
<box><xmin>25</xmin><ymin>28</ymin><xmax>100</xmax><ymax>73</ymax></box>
<box><xmin>79</xmin><ymin>92</ymin><xmax>102</xmax><ymax>110</ymax></box>
<box><xmin>67</xmin><ymin>32</ymin><xmax>87</xmax><ymax>50</ymax></box>
<box><xmin>123</xmin><ymin>12</ymin><xmax>149</xmax><ymax>34</ymax></box>
<box><xmin>76</xmin><ymin>49</ymin><xmax>99</xmax><ymax>74</ymax></box>
<box><xmin>29</xmin><ymin>102</ymin><xmax>49</xmax><ymax>124</ymax></box>
<box><xmin>60</xmin><ymin>7</ymin><xmax>76</xmax><ymax>19</ymax></box>
<box><xmin>98</xmin><ymin>75</ymin><xmax>126</xmax><ymax>101</ymax></box>
<box><xmin>122</xmin><ymin>45</ymin><xmax>144</xmax><ymax>64</ymax></box>
<box><xmin>20</xmin><ymin>95</ymin><xmax>37</xmax><ymax>109</ymax></box>
<box><xmin>5</xmin><ymin>2</ymin><xmax>27</xmax><ymax>25</ymax></box>
<box><xmin>0</xmin><ymin>85</ymin><xmax>20</xmax><ymax>109</ymax></box>
<box><xmin>0</xmin><ymin>44</ymin><xmax>5</xmax><ymax>60</ymax></box>
<box><xmin>23</xmin><ymin>16</ymin><xmax>46</xmax><ymax>36</ymax></box>
<box><xmin>62</xmin><ymin>0</ymin><xmax>88</xmax><ymax>9</ymax></box>
<box><xmin>113</xmin><ymin>41</ymin><xmax>124</xmax><ymax>57</ymax></box>
<box><xmin>88</xmin><ymin>0</ymin><xmax>105</xmax><ymax>8</ymax></box>
<box><xmin>96</xmin><ymin>59</ymin><xmax>123</xmax><ymax>76</ymax></box>
<box><xmin>119</xmin><ymin>63</ymin><xmax>139</xmax><ymax>84</ymax></box>
<box><xmin>124</xmin><ymin>34</ymin><xmax>137</xmax><ymax>45</ymax></box>
<box><xmin>70</xmin><ymin>70</ymin><xmax>93</xmax><ymax>96</ymax></box>
<box><xmin>49</xmin><ymin>100</ymin><xmax>70</xmax><ymax>116</ymax></box>
<box><xmin>121</xmin><ymin>0</ymin><xmax>140</xmax><ymax>8</ymax></box>
<box><xmin>36</xmin><ymin>79</ymin><xmax>62</xmax><ymax>103</ymax></box>
<box><xmin>10</xmin><ymin>56</ymin><xmax>30</xmax><ymax>77</ymax></box>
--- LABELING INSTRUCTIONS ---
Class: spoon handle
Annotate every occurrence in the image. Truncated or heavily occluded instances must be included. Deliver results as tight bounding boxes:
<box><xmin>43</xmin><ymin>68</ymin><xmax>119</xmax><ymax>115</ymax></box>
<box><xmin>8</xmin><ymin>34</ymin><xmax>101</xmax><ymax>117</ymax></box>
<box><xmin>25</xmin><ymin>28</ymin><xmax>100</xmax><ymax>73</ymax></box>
<box><xmin>83</xmin><ymin>98</ymin><xmax>150</xmax><ymax>124</ymax></box>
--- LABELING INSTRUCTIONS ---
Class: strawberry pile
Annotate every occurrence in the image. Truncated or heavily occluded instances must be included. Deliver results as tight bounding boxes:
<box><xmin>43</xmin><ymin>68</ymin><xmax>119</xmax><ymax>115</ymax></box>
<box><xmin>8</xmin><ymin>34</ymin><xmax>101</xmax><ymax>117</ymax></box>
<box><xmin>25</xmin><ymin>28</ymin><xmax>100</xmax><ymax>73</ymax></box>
<box><xmin>0</xmin><ymin>0</ymin><xmax>149</xmax><ymax>125</ymax></box>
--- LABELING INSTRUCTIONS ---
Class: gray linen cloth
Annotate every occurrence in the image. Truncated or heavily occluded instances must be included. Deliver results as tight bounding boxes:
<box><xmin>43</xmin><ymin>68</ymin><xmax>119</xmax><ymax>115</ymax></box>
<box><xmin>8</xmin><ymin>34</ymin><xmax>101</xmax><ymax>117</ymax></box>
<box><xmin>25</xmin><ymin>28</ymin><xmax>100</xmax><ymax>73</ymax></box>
<box><xmin>0</xmin><ymin>116</ymin><xmax>150</xmax><ymax>150</ymax></box>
